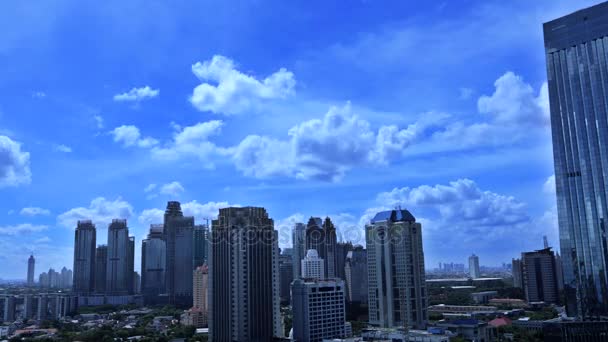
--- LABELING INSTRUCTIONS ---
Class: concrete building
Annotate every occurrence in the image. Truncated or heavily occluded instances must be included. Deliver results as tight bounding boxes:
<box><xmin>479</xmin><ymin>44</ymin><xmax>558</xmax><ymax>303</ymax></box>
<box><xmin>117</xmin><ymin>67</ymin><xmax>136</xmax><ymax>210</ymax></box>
<box><xmin>0</xmin><ymin>294</ymin><xmax>76</xmax><ymax>323</ymax></box>
<box><xmin>306</xmin><ymin>217</ymin><xmax>338</xmax><ymax>279</ymax></box>
<box><xmin>194</xmin><ymin>224</ymin><xmax>209</xmax><ymax>268</ymax></box>
<box><xmin>469</xmin><ymin>254</ymin><xmax>480</xmax><ymax>279</ymax></box>
<box><xmin>60</xmin><ymin>267</ymin><xmax>72</xmax><ymax>288</ymax></box>
<box><xmin>292</xmin><ymin>222</ymin><xmax>307</xmax><ymax>280</ymax></box>
<box><xmin>279</xmin><ymin>250</ymin><xmax>294</xmax><ymax>304</ymax></box>
<box><xmin>521</xmin><ymin>248</ymin><xmax>559</xmax><ymax>304</ymax></box>
<box><xmin>366</xmin><ymin>209</ymin><xmax>428</xmax><ymax>330</ymax></box>
<box><xmin>209</xmin><ymin>207</ymin><xmax>282</xmax><ymax>341</ymax></box>
<box><xmin>512</xmin><ymin>258</ymin><xmax>523</xmax><ymax>288</ymax></box>
<box><xmin>434</xmin><ymin>319</ymin><xmax>495</xmax><ymax>342</ymax></box>
<box><xmin>73</xmin><ymin>220</ymin><xmax>96</xmax><ymax>294</ymax></box>
<box><xmin>106</xmin><ymin>219</ymin><xmax>131</xmax><ymax>295</ymax></box>
<box><xmin>336</xmin><ymin>242</ymin><xmax>353</xmax><ymax>280</ymax></box>
<box><xmin>141</xmin><ymin>224</ymin><xmax>166</xmax><ymax>301</ymax></box>
<box><xmin>164</xmin><ymin>201</ymin><xmax>195</xmax><ymax>307</ymax></box>
<box><xmin>302</xmin><ymin>249</ymin><xmax>325</xmax><ymax>280</ymax></box>
<box><xmin>544</xmin><ymin>1</ymin><xmax>608</xmax><ymax>317</ymax></box>
<box><xmin>183</xmin><ymin>265</ymin><xmax>209</xmax><ymax>328</ymax></box>
<box><xmin>27</xmin><ymin>255</ymin><xmax>35</xmax><ymax>286</ymax></box>
<box><xmin>344</xmin><ymin>246</ymin><xmax>368</xmax><ymax>304</ymax></box>
<box><xmin>95</xmin><ymin>245</ymin><xmax>107</xmax><ymax>294</ymax></box>
<box><xmin>292</xmin><ymin>279</ymin><xmax>346</xmax><ymax>342</ymax></box>
<box><xmin>471</xmin><ymin>291</ymin><xmax>498</xmax><ymax>304</ymax></box>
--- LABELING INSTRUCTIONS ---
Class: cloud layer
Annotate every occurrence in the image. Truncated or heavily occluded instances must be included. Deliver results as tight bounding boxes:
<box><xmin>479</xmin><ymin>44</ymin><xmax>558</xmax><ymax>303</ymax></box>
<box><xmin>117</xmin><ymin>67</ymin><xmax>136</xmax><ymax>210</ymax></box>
<box><xmin>113</xmin><ymin>86</ymin><xmax>159</xmax><ymax>102</ymax></box>
<box><xmin>57</xmin><ymin>197</ymin><xmax>134</xmax><ymax>228</ymax></box>
<box><xmin>0</xmin><ymin>135</ymin><xmax>31</xmax><ymax>187</ymax></box>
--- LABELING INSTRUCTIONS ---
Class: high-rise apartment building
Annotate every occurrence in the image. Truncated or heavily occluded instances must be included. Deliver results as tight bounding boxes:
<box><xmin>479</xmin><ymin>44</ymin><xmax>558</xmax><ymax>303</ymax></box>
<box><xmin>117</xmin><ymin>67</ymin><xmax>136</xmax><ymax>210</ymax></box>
<box><xmin>279</xmin><ymin>250</ymin><xmax>294</xmax><ymax>304</ymax></box>
<box><xmin>292</xmin><ymin>279</ymin><xmax>347</xmax><ymax>342</ymax></box>
<box><xmin>95</xmin><ymin>245</ymin><xmax>107</xmax><ymax>294</ymax></box>
<box><xmin>544</xmin><ymin>1</ymin><xmax>608</xmax><ymax>317</ymax></box>
<box><xmin>345</xmin><ymin>245</ymin><xmax>368</xmax><ymax>303</ymax></box>
<box><xmin>306</xmin><ymin>217</ymin><xmax>338</xmax><ymax>279</ymax></box>
<box><xmin>336</xmin><ymin>242</ymin><xmax>353</xmax><ymax>281</ymax></box>
<box><xmin>302</xmin><ymin>249</ymin><xmax>325</xmax><ymax>280</ymax></box>
<box><xmin>183</xmin><ymin>264</ymin><xmax>209</xmax><ymax>328</ymax></box>
<box><xmin>164</xmin><ymin>201</ymin><xmax>195</xmax><ymax>307</ymax></box>
<box><xmin>194</xmin><ymin>225</ymin><xmax>209</xmax><ymax>268</ymax></box>
<box><xmin>209</xmin><ymin>207</ymin><xmax>281</xmax><ymax>341</ymax></box>
<box><xmin>292</xmin><ymin>223</ymin><xmax>306</xmax><ymax>280</ymax></box>
<box><xmin>366</xmin><ymin>209</ymin><xmax>428</xmax><ymax>329</ymax></box>
<box><xmin>27</xmin><ymin>255</ymin><xmax>35</xmax><ymax>286</ymax></box>
<box><xmin>73</xmin><ymin>220</ymin><xmax>96</xmax><ymax>294</ymax></box>
<box><xmin>512</xmin><ymin>258</ymin><xmax>523</xmax><ymax>289</ymax></box>
<box><xmin>106</xmin><ymin>219</ymin><xmax>131</xmax><ymax>295</ymax></box>
<box><xmin>469</xmin><ymin>254</ymin><xmax>480</xmax><ymax>279</ymax></box>
<box><xmin>521</xmin><ymin>248</ymin><xmax>560</xmax><ymax>304</ymax></box>
<box><xmin>141</xmin><ymin>224</ymin><xmax>166</xmax><ymax>301</ymax></box>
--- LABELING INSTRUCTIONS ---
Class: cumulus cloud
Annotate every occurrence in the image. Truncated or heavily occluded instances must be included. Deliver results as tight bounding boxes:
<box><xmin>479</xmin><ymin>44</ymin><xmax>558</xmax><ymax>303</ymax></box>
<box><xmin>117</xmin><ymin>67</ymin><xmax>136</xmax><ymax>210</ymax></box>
<box><xmin>20</xmin><ymin>207</ymin><xmax>51</xmax><ymax>216</ymax></box>
<box><xmin>0</xmin><ymin>223</ymin><xmax>48</xmax><ymax>235</ymax></box>
<box><xmin>94</xmin><ymin>115</ymin><xmax>104</xmax><ymax>129</ymax></box>
<box><xmin>57</xmin><ymin>197</ymin><xmax>134</xmax><ymax>228</ymax></box>
<box><xmin>113</xmin><ymin>86</ymin><xmax>159</xmax><ymax>102</ymax></box>
<box><xmin>138</xmin><ymin>201</ymin><xmax>239</xmax><ymax>225</ymax></box>
<box><xmin>233</xmin><ymin>103</ymin><xmax>444</xmax><ymax>181</ymax></box>
<box><xmin>53</xmin><ymin>144</ymin><xmax>72</xmax><ymax>153</ymax></box>
<box><xmin>159</xmin><ymin>181</ymin><xmax>185</xmax><ymax>197</ymax></box>
<box><xmin>190</xmin><ymin>55</ymin><xmax>295</xmax><ymax>115</ymax></box>
<box><xmin>151</xmin><ymin>120</ymin><xmax>228</xmax><ymax>164</ymax></box>
<box><xmin>0</xmin><ymin>135</ymin><xmax>31</xmax><ymax>187</ymax></box>
<box><xmin>138</xmin><ymin>208</ymin><xmax>164</xmax><ymax>225</ymax></box>
<box><xmin>543</xmin><ymin>174</ymin><xmax>556</xmax><ymax>195</ymax></box>
<box><xmin>111</xmin><ymin>125</ymin><xmax>159</xmax><ymax>148</ymax></box>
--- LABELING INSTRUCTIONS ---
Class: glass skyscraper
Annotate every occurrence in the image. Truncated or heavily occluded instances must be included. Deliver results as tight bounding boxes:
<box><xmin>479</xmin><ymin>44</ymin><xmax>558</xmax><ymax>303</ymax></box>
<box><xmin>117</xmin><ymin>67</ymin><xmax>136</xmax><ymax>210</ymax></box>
<box><xmin>544</xmin><ymin>2</ymin><xmax>608</xmax><ymax>318</ymax></box>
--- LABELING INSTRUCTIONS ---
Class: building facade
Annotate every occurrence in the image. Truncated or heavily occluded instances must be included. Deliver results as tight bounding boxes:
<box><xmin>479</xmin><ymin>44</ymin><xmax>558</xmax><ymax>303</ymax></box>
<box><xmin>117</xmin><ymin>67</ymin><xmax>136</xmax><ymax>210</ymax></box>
<box><xmin>291</xmin><ymin>279</ymin><xmax>346</xmax><ymax>342</ymax></box>
<box><xmin>469</xmin><ymin>254</ymin><xmax>480</xmax><ymax>279</ymax></box>
<box><xmin>194</xmin><ymin>224</ymin><xmax>209</xmax><ymax>268</ymax></box>
<box><xmin>209</xmin><ymin>206</ymin><xmax>281</xmax><ymax>341</ymax></box>
<box><xmin>302</xmin><ymin>249</ymin><xmax>325</xmax><ymax>280</ymax></box>
<box><xmin>544</xmin><ymin>1</ymin><xmax>608</xmax><ymax>317</ymax></box>
<box><xmin>95</xmin><ymin>245</ymin><xmax>107</xmax><ymax>294</ymax></box>
<box><xmin>512</xmin><ymin>258</ymin><xmax>523</xmax><ymax>289</ymax></box>
<box><xmin>279</xmin><ymin>250</ymin><xmax>294</xmax><ymax>304</ymax></box>
<box><xmin>141</xmin><ymin>224</ymin><xmax>166</xmax><ymax>301</ymax></box>
<box><xmin>292</xmin><ymin>222</ymin><xmax>306</xmax><ymax>280</ymax></box>
<box><xmin>366</xmin><ymin>209</ymin><xmax>428</xmax><ymax>329</ymax></box>
<box><xmin>345</xmin><ymin>245</ymin><xmax>368</xmax><ymax>303</ymax></box>
<box><xmin>521</xmin><ymin>248</ymin><xmax>560</xmax><ymax>304</ymax></box>
<box><xmin>306</xmin><ymin>217</ymin><xmax>338</xmax><ymax>279</ymax></box>
<box><xmin>164</xmin><ymin>201</ymin><xmax>195</xmax><ymax>307</ymax></box>
<box><xmin>73</xmin><ymin>220</ymin><xmax>96</xmax><ymax>294</ymax></box>
<box><xmin>27</xmin><ymin>255</ymin><xmax>35</xmax><ymax>286</ymax></box>
<box><xmin>106</xmin><ymin>219</ymin><xmax>131</xmax><ymax>295</ymax></box>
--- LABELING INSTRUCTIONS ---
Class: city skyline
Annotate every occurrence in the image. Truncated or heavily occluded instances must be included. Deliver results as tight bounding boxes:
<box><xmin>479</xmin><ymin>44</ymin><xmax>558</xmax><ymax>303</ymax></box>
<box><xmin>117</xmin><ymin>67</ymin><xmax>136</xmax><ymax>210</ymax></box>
<box><xmin>2</xmin><ymin>0</ymin><xmax>607</xmax><ymax>280</ymax></box>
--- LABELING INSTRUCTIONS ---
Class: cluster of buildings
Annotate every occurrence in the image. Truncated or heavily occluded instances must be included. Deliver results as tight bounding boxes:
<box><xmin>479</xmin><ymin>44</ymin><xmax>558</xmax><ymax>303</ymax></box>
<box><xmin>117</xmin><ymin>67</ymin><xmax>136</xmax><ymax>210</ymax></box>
<box><xmin>25</xmin><ymin>255</ymin><xmax>73</xmax><ymax>289</ymax></box>
<box><xmin>511</xmin><ymin>245</ymin><xmax>564</xmax><ymax>305</ymax></box>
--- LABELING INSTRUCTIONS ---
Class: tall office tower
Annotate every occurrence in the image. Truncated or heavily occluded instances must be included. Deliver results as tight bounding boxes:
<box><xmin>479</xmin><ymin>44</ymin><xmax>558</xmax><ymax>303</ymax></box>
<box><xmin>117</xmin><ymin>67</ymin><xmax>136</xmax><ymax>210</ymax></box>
<box><xmin>544</xmin><ymin>2</ymin><xmax>608</xmax><ymax>317</ymax></box>
<box><xmin>292</xmin><ymin>279</ymin><xmax>347</xmax><ymax>342</ymax></box>
<box><xmin>292</xmin><ymin>222</ymin><xmax>306</xmax><ymax>280</ymax></box>
<box><xmin>27</xmin><ymin>255</ymin><xmax>35</xmax><ymax>286</ymax></box>
<box><xmin>133</xmin><ymin>272</ymin><xmax>141</xmax><ymax>294</ymax></box>
<box><xmin>209</xmin><ymin>207</ymin><xmax>281</xmax><ymax>341</ymax></box>
<box><xmin>512</xmin><ymin>258</ymin><xmax>524</xmax><ymax>288</ymax></box>
<box><xmin>164</xmin><ymin>201</ymin><xmax>195</xmax><ymax>307</ymax></box>
<box><xmin>302</xmin><ymin>249</ymin><xmax>325</xmax><ymax>279</ymax></box>
<box><xmin>521</xmin><ymin>248</ymin><xmax>560</xmax><ymax>304</ymax></box>
<box><xmin>189</xmin><ymin>264</ymin><xmax>209</xmax><ymax>328</ymax></box>
<box><xmin>141</xmin><ymin>224</ymin><xmax>166</xmax><ymax>301</ymax></box>
<box><xmin>555</xmin><ymin>253</ymin><xmax>565</xmax><ymax>292</ymax></box>
<box><xmin>194</xmin><ymin>225</ymin><xmax>209</xmax><ymax>268</ymax></box>
<box><xmin>95</xmin><ymin>245</ymin><xmax>107</xmax><ymax>293</ymax></box>
<box><xmin>469</xmin><ymin>254</ymin><xmax>480</xmax><ymax>279</ymax></box>
<box><xmin>279</xmin><ymin>251</ymin><xmax>294</xmax><ymax>304</ymax></box>
<box><xmin>306</xmin><ymin>217</ymin><xmax>338</xmax><ymax>279</ymax></box>
<box><xmin>60</xmin><ymin>267</ymin><xmax>69</xmax><ymax>288</ymax></box>
<box><xmin>73</xmin><ymin>220</ymin><xmax>96</xmax><ymax>294</ymax></box>
<box><xmin>366</xmin><ymin>209</ymin><xmax>428</xmax><ymax>329</ymax></box>
<box><xmin>128</xmin><ymin>236</ymin><xmax>135</xmax><ymax>293</ymax></box>
<box><xmin>106</xmin><ymin>219</ymin><xmax>131</xmax><ymax>295</ymax></box>
<box><xmin>48</xmin><ymin>268</ymin><xmax>58</xmax><ymax>288</ymax></box>
<box><xmin>336</xmin><ymin>242</ymin><xmax>353</xmax><ymax>280</ymax></box>
<box><xmin>345</xmin><ymin>245</ymin><xmax>368</xmax><ymax>303</ymax></box>
<box><xmin>39</xmin><ymin>272</ymin><xmax>48</xmax><ymax>288</ymax></box>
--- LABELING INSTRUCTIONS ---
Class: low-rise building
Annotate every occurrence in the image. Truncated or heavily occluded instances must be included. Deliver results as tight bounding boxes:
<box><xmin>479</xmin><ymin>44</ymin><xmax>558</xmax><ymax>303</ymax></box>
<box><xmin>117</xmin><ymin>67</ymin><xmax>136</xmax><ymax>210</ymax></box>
<box><xmin>471</xmin><ymin>291</ymin><xmax>497</xmax><ymax>304</ymax></box>
<box><xmin>434</xmin><ymin>319</ymin><xmax>496</xmax><ymax>342</ymax></box>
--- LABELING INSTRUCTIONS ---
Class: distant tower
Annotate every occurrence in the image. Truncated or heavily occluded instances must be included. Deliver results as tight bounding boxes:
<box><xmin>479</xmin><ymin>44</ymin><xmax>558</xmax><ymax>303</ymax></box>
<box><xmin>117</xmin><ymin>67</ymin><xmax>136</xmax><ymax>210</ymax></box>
<box><xmin>302</xmin><ymin>249</ymin><xmax>325</xmax><ymax>280</ymax></box>
<box><xmin>366</xmin><ymin>209</ymin><xmax>428</xmax><ymax>329</ymax></box>
<box><xmin>292</xmin><ymin>223</ymin><xmax>306</xmax><ymax>280</ymax></box>
<box><xmin>345</xmin><ymin>246</ymin><xmax>368</xmax><ymax>304</ymax></box>
<box><xmin>73</xmin><ymin>220</ymin><xmax>96</xmax><ymax>294</ymax></box>
<box><xmin>521</xmin><ymin>248</ymin><xmax>560</xmax><ymax>304</ymax></box>
<box><xmin>27</xmin><ymin>255</ymin><xmax>35</xmax><ymax>286</ymax></box>
<box><xmin>106</xmin><ymin>219</ymin><xmax>131</xmax><ymax>295</ymax></box>
<box><xmin>95</xmin><ymin>245</ymin><xmax>108</xmax><ymax>293</ymax></box>
<box><xmin>469</xmin><ymin>254</ymin><xmax>480</xmax><ymax>279</ymax></box>
<box><xmin>306</xmin><ymin>217</ymin><xmax>338</xmax><ymax>279</ymax></box>
<box><xmin>142</xmin><ymin>224</ymin><xmax>166</xmax><ymax>302</ymax></box>
<box><xmin>164</xmin><ymin>201</ymin><xmax>195</xmax><ymax>306</ymax></box>
<box><xmin>543</xmin><ymin>236</ymin><xmax>549</xmax><ymax>249</ymax></box>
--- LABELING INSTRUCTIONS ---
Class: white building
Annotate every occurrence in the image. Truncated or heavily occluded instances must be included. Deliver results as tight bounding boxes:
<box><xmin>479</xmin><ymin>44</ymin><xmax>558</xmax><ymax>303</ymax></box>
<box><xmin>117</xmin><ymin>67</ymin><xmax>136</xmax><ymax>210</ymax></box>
<box><xmin>302</xmin><ymin>249</ymin><xmax>325</xmax><ymax>280</ymax></box>
<box><xmin>292</xmin><ymin>278</ymin><xmax>346</xmax><ymax>342</ymax></box>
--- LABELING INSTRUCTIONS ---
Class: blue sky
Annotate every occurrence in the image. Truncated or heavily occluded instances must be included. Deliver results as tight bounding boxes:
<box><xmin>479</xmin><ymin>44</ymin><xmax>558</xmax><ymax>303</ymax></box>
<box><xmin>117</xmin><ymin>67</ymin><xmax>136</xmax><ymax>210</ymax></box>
<box><xmin>0</xmin><ymin>0</ymin><xmax>601</xmax><ymax>279</ymax></box>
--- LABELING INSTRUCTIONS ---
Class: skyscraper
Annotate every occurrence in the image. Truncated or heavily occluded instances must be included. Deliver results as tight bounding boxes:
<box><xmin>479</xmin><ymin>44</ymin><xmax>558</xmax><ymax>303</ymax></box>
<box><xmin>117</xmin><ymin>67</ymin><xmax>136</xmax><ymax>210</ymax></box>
<box><xmin>194</xmin><ymin>224</ymin><xmax>209</xmax><ymax>268</ymax></box>
<box><xmin>345</xmin><ymin>245</ymin><xmax>368</xmax><ymax>304</ymax></box>
<box><xmin>512</xmin><ymin>258</ymin><xmax>524</xmax><ymax>289</ymax></box>
<box><xmin>209</xmin><ymin>207</ymin><xmax>281</xmax><ymax>341</ymax></box>
<box><xmin>521</xmin><ymin>248</ymin><xmax>560</xmax><ymax>304</ymax></box>
<box><xmin>164</xmin><ymin>201</ymin><xmax>195</xmax><ymax>307</ymax></box>
<box><xmin>336</xmin><ymin>242</ymin><xmax>353</xmax><ymax>280</ymax></box>
<box><xmin>141</xmin><ymin>224</ymin><xmax>166</xmax><ymax>301</ymax></box>
<box><xmin>292</xmin><ymin>222</ymin><xmax>306</xmax><ymax>280</ymax></box>
<box><xmin>106</xmin><ymin>219</ymin><xmax>131</xmax><ymax>295</ymax></box>
<box><xmin>95</xmin><ymin>245</ymin><xmax>107</xmax><ymax>294</ymax></box>
<box><xmin>27</xmin><ymin>255</ymin><xmax>35</xmax><ymax>286</ymax></box>
<box><xmin>544</xmin><ymin>2</ymin><xmax>608</xmax><ymax>317</ymax></box>
<box><xmin>366</xmin><ymin>209</ymin><xmax>428</xmax><ymax>329</ymax></box>
<box><xmin>306</xmin><ymin>217</ymin><xmax>338</xmax><ymax>279</ymax></box>
<box><xmin>469</xmin><ymin>254</ymin><xmax>480</xmax><ymax>279</ymax></box>
<box><xmin>279</xmin><ymin>250</ymin><xmax>294</xmax><ymax>304</ymax></box>
<box><xmin>302</xmin><ymin>249</ymin><xmax>325</xmax><ymax>279</ymax></box>
<box><xmin>73</xmin><ymin>220</ymin><xmax>96</xmax><ymax>294</ymax></box>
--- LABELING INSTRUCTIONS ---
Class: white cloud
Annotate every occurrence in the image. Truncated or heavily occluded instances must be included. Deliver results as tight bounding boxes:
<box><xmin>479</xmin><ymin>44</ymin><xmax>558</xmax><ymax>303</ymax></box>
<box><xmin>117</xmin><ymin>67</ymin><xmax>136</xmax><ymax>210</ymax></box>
<box><xmin>111</xmin><ymin>125</ymin><xmax>159</xmax><ymax>148</ymax></box>
<box><xmin>543</xmin><ymin>174</ymin><xmax>556</xmax><ymax>195</ymax></box>
<box><xmin>20</xmin><ymin>207</ymin><xmax>51</xmax><ymax>216</ymax></box>
<box><xmin>113</xmin><ymin>86</ymin><xmax>159</xmax><ymax>102</ymax></box>
<box><xmin>34</xmin><ymin>236</ymin><xmax>52</xmax><ymax>244</ymax></box>
<box><xmin>94</xmin><ymin>115</ymin><xmax>104</xmax><ymax>129</ymax></box>
<box><xmin>0</xmin><ymin>135</ymin><xmax>31</xmax><ymax>187</ymax></box>
<box><xmin>138</xmin><ymin>208</ymin><xmax>164</xmax><ymax>225</ymax></box>
<box><xmin>138</xmin><ymin>201</ymin><xmax>239</xmax><ymax>226</ymax></box>
<box><xmin>459</xmin><ymin>87</ymin><xmax>474</xmax><ymax>100</ymax></box>
<box><xmin>478</xmin><ymin>71</ymin><xmax>549</xmax><ymax>126</ymax></box>
<box><xmin>57</xmin><ymin>197</ymin><xmax>134</xmax><ymax>228</ymax></box>
<box><xmin>0</xmin><ymin>223</ymin><xmax>48</xmax><ymax>235</ymax></box>
<box><xmin>159</xmin><ymin>181</ymin><xmax>185</xmax><ymax>197</ymax></box>
<box><xmin>144</xmin><ymin>184</ymin><xmax>157</xmax><ymax>193</ymax></box>
<box><xmin>190</xmin><ymin>55</ymin><xmax>295</xmax><ymax>115</ymax></box>
<box><xmin>53</xmin><ymin>144</ymin><xmax>72</xmax><ymax>153</ymax></box>
<box><xmin>233</xmin><ymin>103</ymin><xmax>444</xmax><ymax>181</ymax></box>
